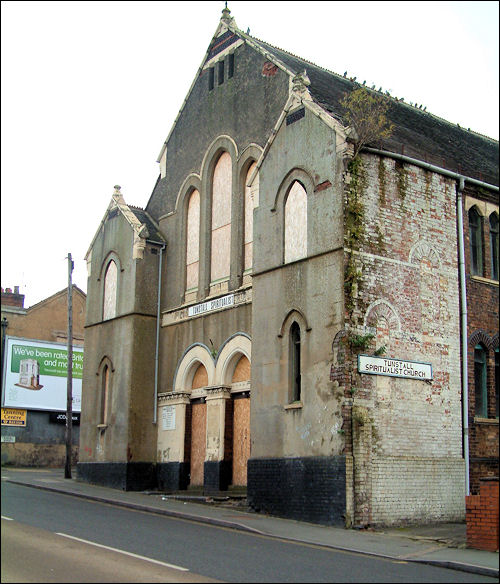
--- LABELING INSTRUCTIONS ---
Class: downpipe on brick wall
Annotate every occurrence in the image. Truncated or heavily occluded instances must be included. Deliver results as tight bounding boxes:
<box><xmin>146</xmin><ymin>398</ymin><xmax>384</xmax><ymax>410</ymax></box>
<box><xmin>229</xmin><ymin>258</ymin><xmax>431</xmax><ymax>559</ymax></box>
<box><xmin>456</xmin><ymin>177</ymin><xmax>470</xmax><ymax>496</ymax></box>
<box><xmin>151</xmin><ymin>241</ymin><xmax>166</xmax><ymax>425</ymax></box>
<box><xmin>362</xmin><ymin>148</ymin><xmax>500</xmax><ymax>496</ymax></box>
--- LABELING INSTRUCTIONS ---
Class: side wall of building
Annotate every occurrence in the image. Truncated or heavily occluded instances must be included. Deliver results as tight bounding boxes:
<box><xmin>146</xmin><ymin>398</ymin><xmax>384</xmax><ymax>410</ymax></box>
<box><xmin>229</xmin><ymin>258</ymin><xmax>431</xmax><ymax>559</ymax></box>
<box><xmin>248</xmin><ymin>105</ymin><xmax>347</xmax><ymax>525</ymax></box>
<box><xmin>463</xmin><ymin>187</ymin><xmax>499</xmax><ymax>495</ymax></box>
<box><xmin>340</xmin><ymin>154</ymin><xmax>465</xmax><ymax>526</ymax></box>
<box><xmin>78</xmin><ymin>211</ymin><xmax>161</xmax><ymax>490</ymax></box>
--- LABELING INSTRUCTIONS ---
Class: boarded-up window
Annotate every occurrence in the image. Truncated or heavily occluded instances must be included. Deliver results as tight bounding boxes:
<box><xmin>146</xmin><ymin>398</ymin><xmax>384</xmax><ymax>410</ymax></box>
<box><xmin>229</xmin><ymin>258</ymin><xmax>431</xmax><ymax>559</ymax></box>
<box><xmin>232</xmin><ymin>355</ymin><xmax>250</xmax><ymax>383</ymax></box>
<box><xmin>211</xmin><ymin>152</ymin><xmax>232</xmax><ymax>282</ymax></box>
<box><xmin>244</xmin><ymin>163</ymin><xmax>257</xmax><ymax>272</ymax></box>
<box><xmin>103</xmin><ymin>260</ymin><xmax>117</xmax><ymax>320</ymax></box>
<box><xmin>186</xmin><ymin>189</ymin><xmax>200</xmax><ymax>290</ymax></box>
<box><xmin>192</xmin><ymin>363</ymin><xmax>208</xmax><ymax>389</ymax></box>
<box><xmin>284</xmin><ymin>181</ymin><xmax>307</xmax><ymax>263</ymax></box>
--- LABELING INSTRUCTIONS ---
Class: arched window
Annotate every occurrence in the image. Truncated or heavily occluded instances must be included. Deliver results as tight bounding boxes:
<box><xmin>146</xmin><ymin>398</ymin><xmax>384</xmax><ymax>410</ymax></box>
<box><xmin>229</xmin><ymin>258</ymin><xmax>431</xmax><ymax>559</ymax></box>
<box><xmin>474</xmin><ymin>344</ymin><xmax>487</xmax><ymax>418</ymax></box>
<box><xmin>290</xmin><ymin>322</ymin><xmax>301</xmax><ymax>402</ymax></box>
<box><xmin>469</xmin><ymin>207</ymin><xmax>483</xmax><ymax>276</ymax></box>
<box><xmin>186</xmin><ymin>189</ymin><xmax>200</xmax><ymax>291</ymax></box>
<box><xmin>489</xmin><ymin>213</ymin><xmax>499</xmax><ymax>281</ymax></box>
<box><xmin>284</xmin><ymin>181</ymin><xmax>307</xmax><ymax>264</ymax></box>
<box><xmin>192</xmin><ymin>363</ymin><xmax>208</xmax><ymax>390</ymax></box>
<box><xmin>103</xmin><ymin>260</ymin><xmax>117</xmax><ymax>320</ymax></box>
<box><xmin>100</xmin><ymin>364</ymin><xmax>110</xmax><ymax>425</ymax></box>
<box><xmin>244</xmin><ymin>162</ymin><xmax>257</xmax><ymax>272</ymax></box>
<box><xmin>211</xmin><ymin>152</ymin><xmax>232</xmax><ymax>282</ymax></box>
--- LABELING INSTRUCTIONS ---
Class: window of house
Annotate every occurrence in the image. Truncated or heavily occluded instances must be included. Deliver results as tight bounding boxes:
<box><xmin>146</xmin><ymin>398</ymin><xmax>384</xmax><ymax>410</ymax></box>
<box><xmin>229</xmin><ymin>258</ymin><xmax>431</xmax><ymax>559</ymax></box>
<box><xmin>208</xmin><ymin>67</ymin><xmax>215</xmax><ymax>91</ymax></box>
<box><xmin>211</xmin><ymin>152</ymin><xmax>232</xmax><ymax>283</ymax></box>
<box><xmin>490</xmin><ymin>212</ymin><xmax>499</xmax><ymax>280</ymax></box>
<box><xmin>495</xmin><ymin>349</ymin><xmax>499</xmax><ymax>419</ymax></box>
<box><xmin>284</xmin><ymin>181</ymin><xmax>307</xmax><ymax>264</ymax></box>
<box><xmin>218</xmin><ymin>60</ymin><xmax>224</xmax><ymax>85</ymax></box>
<box><xmin>228</xmin><ymin>53</ymin><xmax>234</xmax><ymax>78</ymax></box>
<box><xmin>103</xmin><ymin>260</ymin><xmax>117</xmax><ymax>320</ymax></box>
<box><xmin>474</xmin><ymin>344</ymin><xmax>487</xmax><ymax>418</ymax></box>
<box><xmin>469</xmin><ymin>207</ymin><xmax>484</xmax><ymax>276</ymax></box>
<box><xmin>101</xmin><ymin>364</ymin><xmax>109</xmax><ymax>425</ymax></box>
<box><xmin>186</xmin><ymin>189</ymin><xmax>200</xmax><ymax>291</ymax></box>
<box><xmin>290</xmin><ymin>322</ymin><xmax>301</xmax><ymax>402</ymax></box>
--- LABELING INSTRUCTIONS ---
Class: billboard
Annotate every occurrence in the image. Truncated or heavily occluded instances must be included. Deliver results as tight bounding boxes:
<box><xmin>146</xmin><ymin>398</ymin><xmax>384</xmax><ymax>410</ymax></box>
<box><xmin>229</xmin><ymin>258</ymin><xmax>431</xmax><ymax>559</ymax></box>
<box><xmin>2</xmin><ymin>336</ymin><xmax>83</xmax><ymax>412</ymax></box>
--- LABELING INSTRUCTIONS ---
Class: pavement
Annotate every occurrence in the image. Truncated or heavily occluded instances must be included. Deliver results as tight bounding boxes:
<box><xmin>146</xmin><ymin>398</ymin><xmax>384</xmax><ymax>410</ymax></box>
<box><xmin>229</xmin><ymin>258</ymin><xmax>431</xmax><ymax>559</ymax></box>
<box><xmin>1</xmin><ymin>466</ymin><xmax>498</xmax><ymax>579</ymax></box>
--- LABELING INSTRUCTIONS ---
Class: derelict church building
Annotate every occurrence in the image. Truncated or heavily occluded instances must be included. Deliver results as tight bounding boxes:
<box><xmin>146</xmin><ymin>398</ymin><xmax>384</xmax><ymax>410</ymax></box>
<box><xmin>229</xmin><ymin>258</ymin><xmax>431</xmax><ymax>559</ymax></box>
<box><xmin>78</xmin><ymin>7</ymin><xmax>499</xmax><ymax>527</ymax></box>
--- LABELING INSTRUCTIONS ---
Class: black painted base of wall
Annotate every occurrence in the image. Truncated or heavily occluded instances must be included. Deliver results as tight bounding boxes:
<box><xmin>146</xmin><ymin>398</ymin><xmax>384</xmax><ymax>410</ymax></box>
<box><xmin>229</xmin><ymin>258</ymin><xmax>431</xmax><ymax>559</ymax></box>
<box><xmin>76</xmin><ymin>462</ymin><xmax>156</xmax><ymax>491</ymax></box>
<box><xmin>157</xmin><ymin>462</ymin><xmax>190</xmax><ymax>491</ymax></box>
<box><xmin>247</xmin><ymin>456</ymin><xmax>346</xmax><ymax>526</ymax></box>
<box><xmin>204</xmin><ymin>460</ymin><xmax>232</xmax><ymax>493</ymax></box>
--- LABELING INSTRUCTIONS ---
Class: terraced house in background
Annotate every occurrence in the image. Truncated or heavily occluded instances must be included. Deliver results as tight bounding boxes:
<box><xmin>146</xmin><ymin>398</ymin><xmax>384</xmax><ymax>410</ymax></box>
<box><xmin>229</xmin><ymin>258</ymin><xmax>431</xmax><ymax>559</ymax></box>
<box><xmin>78</xmin><ymin>6</ymin><xmax>498</xmax><ymax>528</ymax></box>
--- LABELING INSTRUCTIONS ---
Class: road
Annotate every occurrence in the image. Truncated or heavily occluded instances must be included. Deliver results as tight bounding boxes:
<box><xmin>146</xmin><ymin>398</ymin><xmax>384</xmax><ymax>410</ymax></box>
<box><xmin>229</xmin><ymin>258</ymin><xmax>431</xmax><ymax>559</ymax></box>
<box><xmin>1</xmin><ymin>482</ymin><xmax>496</xmax><ymax>583</ymax></box>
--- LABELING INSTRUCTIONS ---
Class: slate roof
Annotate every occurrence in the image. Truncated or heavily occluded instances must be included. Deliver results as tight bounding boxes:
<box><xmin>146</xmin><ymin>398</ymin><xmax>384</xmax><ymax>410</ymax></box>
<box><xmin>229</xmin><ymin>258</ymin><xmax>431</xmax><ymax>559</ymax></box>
<box><xmin>252</xmin><ymin>38</ymin><xmax>499</xmax><ymax>187</ymax></box>
<box><xmin>129</xmin><ymin>205</ymin><xmax>165</xmax><ymax>243</ymax></box>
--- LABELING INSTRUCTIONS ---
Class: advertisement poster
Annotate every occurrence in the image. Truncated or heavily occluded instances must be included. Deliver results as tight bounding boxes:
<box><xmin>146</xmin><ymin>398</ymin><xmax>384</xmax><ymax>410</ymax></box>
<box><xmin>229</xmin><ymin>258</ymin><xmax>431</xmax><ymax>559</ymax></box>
<box><xmin>2</xmin><ymin>336</ymin><xmax>83</xmax><ymax>412</ymax></box>
<box><xmin>1</xmin><ymin>407</ymin><xmax>27</xmax><ymax>426</ymax></box>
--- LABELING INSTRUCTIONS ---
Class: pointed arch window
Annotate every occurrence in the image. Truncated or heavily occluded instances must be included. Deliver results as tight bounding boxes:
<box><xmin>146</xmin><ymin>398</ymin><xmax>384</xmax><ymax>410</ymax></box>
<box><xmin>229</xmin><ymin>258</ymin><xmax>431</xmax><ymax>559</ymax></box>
<box><xmin>244</xmin><ymin>162</ymin><xmax>257</xmax><ymax>272</ymax></box>
<box><xmin>474</xmin><ymin>344</ymin><xmax>487</xmax><ymax>418</ymax></box>
<box><xmin>103</xmin><ymin>260</ymin><xmax>117</xmax><ymax>320</ymax></box>
<box><xmin>186</xmin><ymin>189</ymin><xmax>200</xmax><ymax>291</ymax></box>
<box><xmin>290</xmin><ymin>322</ymin><xmax>302</xmax><ymax>402</ymax></box>
<box><xmin>469</xmin><ymin>207</ymin><xmax>483</xmax><ymax>276</ymax></box>
<box><xmin>495</xmin><ymin>349</ymin><xmax>499</xmax><ymax>419</ymax></box>
<box><xmin>211</xmin><ymin>152</ymin><xmax>232</xmax><ymax>283</ymax></box>
<box><xmin>284</xmin><ymin>181</ymin><xmax>307</xmax><ymax>264</ymax></box>
<box><xmin>100</xmin><ymin>364</ymin><xmax>110</xmax><ymax>426</ymax></box>
<box><xmin>489</xmin><ymin>212</ymin><xmax>498</xmax><ymax>281</ymax></box>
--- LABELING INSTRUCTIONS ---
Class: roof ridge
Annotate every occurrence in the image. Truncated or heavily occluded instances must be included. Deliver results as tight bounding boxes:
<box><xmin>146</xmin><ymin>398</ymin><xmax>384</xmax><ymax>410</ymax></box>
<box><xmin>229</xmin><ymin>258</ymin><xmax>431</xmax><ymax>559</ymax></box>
<box><xmin>251</xmin><ymin>36</ymin><xmax>498</xmax><ymax>143</ymax></box>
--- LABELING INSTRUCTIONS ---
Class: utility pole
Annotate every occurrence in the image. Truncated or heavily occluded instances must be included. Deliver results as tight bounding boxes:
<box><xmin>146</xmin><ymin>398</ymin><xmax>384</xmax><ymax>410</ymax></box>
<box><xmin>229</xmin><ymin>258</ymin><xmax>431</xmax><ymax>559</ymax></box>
<box><xmin>65</xmin><ymin>253</ymin><xmax>74</xmax><ymax>479</ymax></box>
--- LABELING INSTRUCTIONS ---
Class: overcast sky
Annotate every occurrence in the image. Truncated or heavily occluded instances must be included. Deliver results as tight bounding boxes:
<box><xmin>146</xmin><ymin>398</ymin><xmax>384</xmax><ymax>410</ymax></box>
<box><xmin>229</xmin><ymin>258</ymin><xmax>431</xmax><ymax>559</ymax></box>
<box><xmin>1</xmin><ymin>0</ymin><xmax>498</xmax><ymax>309</ymax></box>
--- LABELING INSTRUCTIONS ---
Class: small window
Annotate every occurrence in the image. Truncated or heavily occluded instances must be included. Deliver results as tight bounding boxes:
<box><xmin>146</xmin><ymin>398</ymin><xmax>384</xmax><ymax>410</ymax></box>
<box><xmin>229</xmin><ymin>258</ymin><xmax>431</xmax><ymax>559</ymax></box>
<box><xmin>469</xmin><ymin>207</ymin><xmax>484</xmax><ymax>276</ymax></box>
<box><xmin>228</xmin><ymin>53</ymin><xmax>234</xmax><ymax>78</ymax></box>
<box><xmin>490</xmin><ymin>213</ymin><xmax>499</xmax><ymax>280</ymax></box>
<box><xmin>290</xmin><ymin>322</ymin><xmax>301</xmax><ymax>402</ymax></box>
<box><xmin>101</xmin><ymin>364</ymin><xmax>109</xmax><ymax>425</ymax></box>
<box><xmin>208</xmin><ymin>67</ymin><xmax>215</xmax><ymax>91</ymax></box>
<box><xmin>218</xmin><ymin>60</ymin><xmax>224</xmax><ymax>85</ymax></box>
<box><xmin>474</xmin><ymin>345</ymin><xmax>487</xmax><ymax>418</ymax></box>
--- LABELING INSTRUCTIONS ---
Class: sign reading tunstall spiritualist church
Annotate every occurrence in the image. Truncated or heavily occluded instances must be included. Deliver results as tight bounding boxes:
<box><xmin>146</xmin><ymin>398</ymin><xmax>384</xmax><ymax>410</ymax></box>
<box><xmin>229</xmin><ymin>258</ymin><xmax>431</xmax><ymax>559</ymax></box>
<box><xmin>358</xmin><ymin>355</ymin><xmax>433</xmax><ymax>380</ymax></box>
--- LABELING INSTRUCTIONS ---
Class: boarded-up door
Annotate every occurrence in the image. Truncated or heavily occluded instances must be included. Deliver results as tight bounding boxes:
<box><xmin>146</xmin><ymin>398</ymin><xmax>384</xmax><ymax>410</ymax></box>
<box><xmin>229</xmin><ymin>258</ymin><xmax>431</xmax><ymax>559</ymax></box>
<box><xmin>232</xmin><ymin>355</ymin><xmax>251</xmax><ymax>486</ymax></box>
<box><xmin>232</xmin><ymin>396</ymin><xmax>250</xmax><ymax>486</ymax></box>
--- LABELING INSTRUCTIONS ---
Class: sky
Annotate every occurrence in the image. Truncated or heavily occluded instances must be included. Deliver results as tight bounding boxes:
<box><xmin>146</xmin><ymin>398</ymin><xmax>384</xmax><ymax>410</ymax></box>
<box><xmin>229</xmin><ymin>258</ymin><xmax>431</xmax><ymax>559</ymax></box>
<box><xmin>1</xmin><ymin>0</ymin><xmax>498</xmax><ymax>308</ymax></box>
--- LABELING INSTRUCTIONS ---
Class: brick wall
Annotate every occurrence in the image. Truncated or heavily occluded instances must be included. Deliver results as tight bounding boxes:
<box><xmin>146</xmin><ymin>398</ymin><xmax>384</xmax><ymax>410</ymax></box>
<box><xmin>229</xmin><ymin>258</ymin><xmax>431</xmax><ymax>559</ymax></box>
<box><xmin>466</xmin><ymin>478</ymin><xmax>499</xmax><ymax>551</ymax></box>
<box><xmin>248</xmin><ymin>456</ymin><xmax>346</xmax><ymax>525</ymax></box>
<box><xmin>342</xmin><ymin>154</ymin><xmax>465</xmax><ymax>526</ymax></box>
<box><xmin>463</xmin><ymin>186</ymin><xmax>499</xmax><ymax>495</ymax></box>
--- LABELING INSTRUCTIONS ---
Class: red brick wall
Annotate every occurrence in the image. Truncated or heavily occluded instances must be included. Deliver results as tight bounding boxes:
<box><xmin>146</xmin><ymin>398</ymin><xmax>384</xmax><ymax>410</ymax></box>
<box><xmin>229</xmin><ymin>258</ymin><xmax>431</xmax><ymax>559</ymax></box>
<box><xmin>466</xmin><ymin>478</ymin><xmax>499</xmax><ymax>552</ymax></box>
<box><xmin>463</xmin><ymin>186</ymin><xmax>499</xmax><ymax>495</ymax></box>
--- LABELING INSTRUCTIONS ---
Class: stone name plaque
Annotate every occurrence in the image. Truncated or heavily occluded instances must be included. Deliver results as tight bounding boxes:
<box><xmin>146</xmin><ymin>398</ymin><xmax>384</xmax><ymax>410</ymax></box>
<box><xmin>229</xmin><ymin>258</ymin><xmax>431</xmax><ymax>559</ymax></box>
<box><xmin>162</xmin><ymin>405</ymin><xmax>176</xmax><ymax>430</ymax></box>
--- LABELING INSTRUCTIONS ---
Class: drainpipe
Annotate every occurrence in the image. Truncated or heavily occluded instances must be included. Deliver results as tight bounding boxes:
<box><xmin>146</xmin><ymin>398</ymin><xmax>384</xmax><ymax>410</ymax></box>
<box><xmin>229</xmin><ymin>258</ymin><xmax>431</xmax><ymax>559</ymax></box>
<box><xmin>152</xmin><ymin>242</ymin><xmax>166</xmax><ymax>424</ymax></box>
<box><xmin>456</xmin><ymin>177</ymin><xmax>470</xmax><ymax>496</ymax></box>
